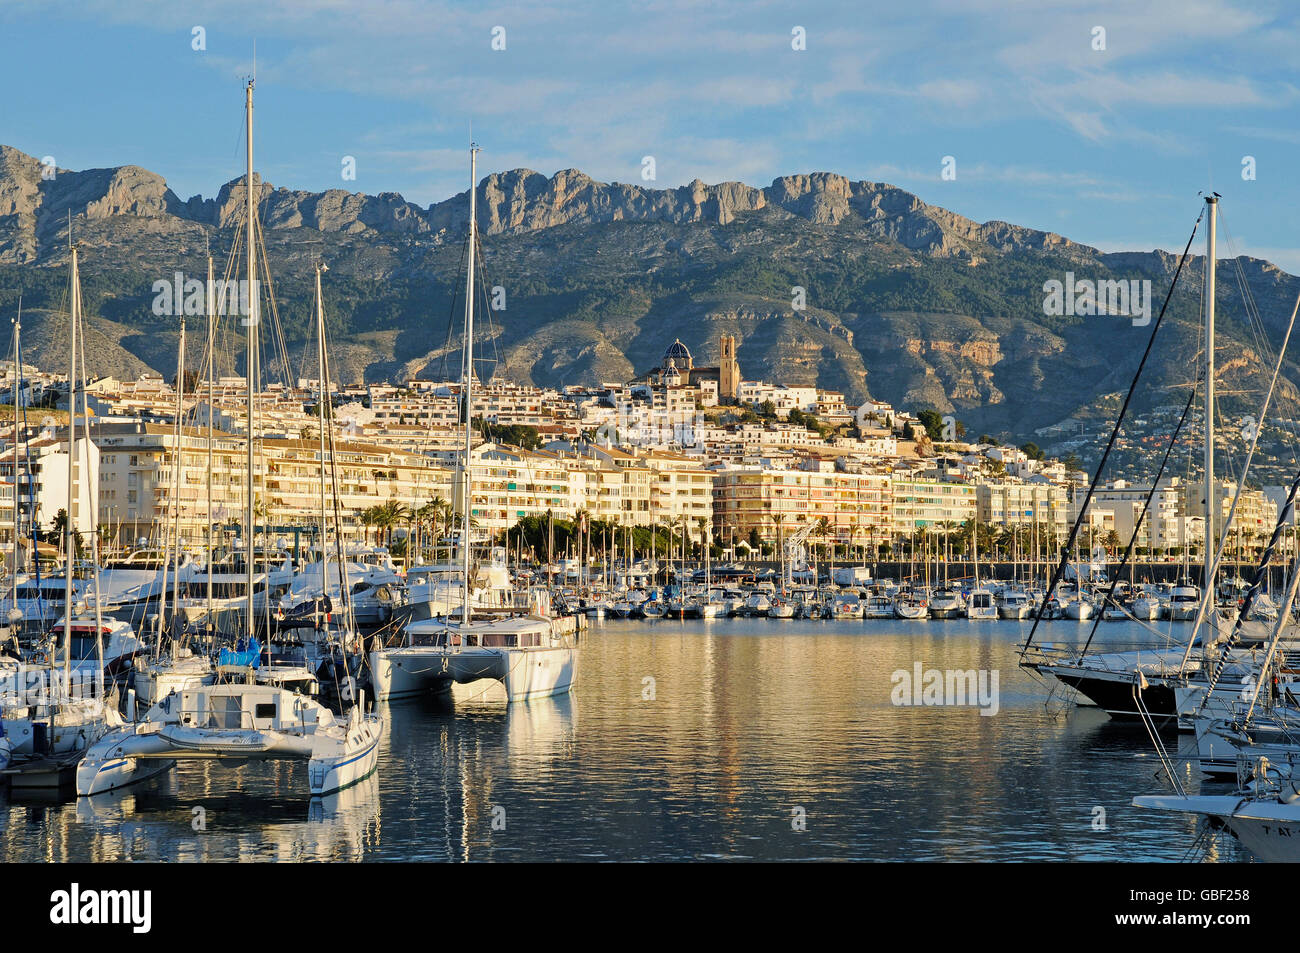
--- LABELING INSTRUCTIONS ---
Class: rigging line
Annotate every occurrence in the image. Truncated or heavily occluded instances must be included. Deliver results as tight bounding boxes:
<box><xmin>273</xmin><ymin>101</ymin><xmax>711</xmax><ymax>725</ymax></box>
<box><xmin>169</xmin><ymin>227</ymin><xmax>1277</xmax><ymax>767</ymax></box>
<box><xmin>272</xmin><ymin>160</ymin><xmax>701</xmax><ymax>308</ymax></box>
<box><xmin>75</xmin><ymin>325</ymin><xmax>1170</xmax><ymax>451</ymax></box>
<box><xmin>1195</xmin><ymin>291</ymin><xmax>1300</xmax><ymax>698</ymax></box>
<box><xmin>1220</xmin><ymin>212</ymin><xmax>1267</xmax><ymax>344</ymax></box>
<box><xmin>1079</xmin><ymin>380</ymin><xmax>1201</xmax><ymax>659</ymax></box>
<box><xmin>1219</xmin><ymin>213</ymin><xmax>1300</xmax><ymax>476</ymax></box>
<box><xmin>473</xmin><ymin>228</ymin><xmax>501</xmax><ymax>377</ymax></box>
<box><xmin>1020</xmin><ymin>205</ymin><xmax>1204</xmax><ymax>657</ymax></box>
<box><xmin>253</xmin><ymin>215</ymin><xmax>294</xmax><ymax>390</ymax></box>
<box><xmin>1183</xmin><ymin>276</ymin><xmax>1300</xmax><ymax>666</ymax></box>
<box><xmin>192</xmin><ymin>231</ymin><xmax>242</xmax><ymax>390</ymax></box>
<box><xmin>436</xmin><ymin>239</ymin><xmax>471</xmax><ymax>383</ymax></box>
<box><xmin>319</xmin><ymin>285</ymin><xmax>362</xmax><ymax>676</ymax></box>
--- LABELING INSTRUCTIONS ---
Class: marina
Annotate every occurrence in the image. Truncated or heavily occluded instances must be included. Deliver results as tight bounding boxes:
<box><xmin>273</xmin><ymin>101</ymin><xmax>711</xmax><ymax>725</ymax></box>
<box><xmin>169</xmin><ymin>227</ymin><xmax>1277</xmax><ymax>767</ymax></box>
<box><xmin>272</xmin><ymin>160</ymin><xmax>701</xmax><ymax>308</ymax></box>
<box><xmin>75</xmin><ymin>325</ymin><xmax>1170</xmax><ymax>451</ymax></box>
<box><xmin>0</xmin><ymin>617</ymin><xmax>1253</xmax><ymax>863</ymax></box>
<box><xmin>2</xmin><ymin>9</ymin><xmax>1299</xmax><ymax>928</ymax></box>
<box><xmin>0</xmin><ymin>150</ymin><xmax>1295</xmax><ymax>869</ymax></box>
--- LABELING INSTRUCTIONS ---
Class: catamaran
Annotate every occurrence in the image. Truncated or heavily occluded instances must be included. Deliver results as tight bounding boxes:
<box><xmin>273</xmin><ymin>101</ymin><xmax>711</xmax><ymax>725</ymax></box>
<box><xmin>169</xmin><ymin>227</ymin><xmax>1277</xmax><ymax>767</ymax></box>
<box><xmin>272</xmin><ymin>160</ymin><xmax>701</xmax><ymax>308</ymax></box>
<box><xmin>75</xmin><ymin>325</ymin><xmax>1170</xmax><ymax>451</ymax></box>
<box><xmin>370</xmin><ymin>143</ymin><xmax>577</xmax><ymax>704</ymax></box>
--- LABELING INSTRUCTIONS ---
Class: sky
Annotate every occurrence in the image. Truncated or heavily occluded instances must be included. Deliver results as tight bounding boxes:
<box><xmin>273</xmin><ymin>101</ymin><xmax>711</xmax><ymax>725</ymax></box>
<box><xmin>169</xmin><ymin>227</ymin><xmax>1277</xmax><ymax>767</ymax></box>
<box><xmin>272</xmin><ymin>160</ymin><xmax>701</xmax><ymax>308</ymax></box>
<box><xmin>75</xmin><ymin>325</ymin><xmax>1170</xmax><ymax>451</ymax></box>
<box><xmin>2</xmin><ymin>0</ymin><xmax>1298</xmax><ymax>271</ymax></box>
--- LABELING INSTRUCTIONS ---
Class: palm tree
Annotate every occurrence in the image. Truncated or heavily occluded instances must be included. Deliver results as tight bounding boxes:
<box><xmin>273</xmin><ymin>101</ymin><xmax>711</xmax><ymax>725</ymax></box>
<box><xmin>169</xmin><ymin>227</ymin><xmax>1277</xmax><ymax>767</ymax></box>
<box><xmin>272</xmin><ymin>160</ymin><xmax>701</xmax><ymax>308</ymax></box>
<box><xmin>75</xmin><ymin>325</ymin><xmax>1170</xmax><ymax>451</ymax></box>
<box><xmin>772</xmin><ymin>512</ymin><xmax>787</xmax><ymax>561</ymax></box>
<box><xmin>814</xmin><ymin>516</ymin><xmax>831</xmax><ymax>563</ymax></box>
<box><xmin>373</xmin><ymin>499</ymin><xmax>409</xmax><ymax>548</ymax></box>
<box><xmin>415</xmin><ymin>497</ymin><xmax>443</xmax><ymax>562</ymax></box>
<box><xmin>358</xmin><ymin>504</ymin><xmax>383</xmax><ymax>547</ymax></box>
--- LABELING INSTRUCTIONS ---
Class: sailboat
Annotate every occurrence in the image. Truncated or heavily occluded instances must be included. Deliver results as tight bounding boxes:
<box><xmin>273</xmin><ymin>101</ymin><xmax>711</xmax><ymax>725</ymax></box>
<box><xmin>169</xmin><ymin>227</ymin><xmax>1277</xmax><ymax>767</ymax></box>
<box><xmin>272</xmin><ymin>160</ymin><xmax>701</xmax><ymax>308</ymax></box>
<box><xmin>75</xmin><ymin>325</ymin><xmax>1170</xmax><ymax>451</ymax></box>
<box><xmin>966</xmin><ymin>522</ymin><xmax>997</xmax><ymax>620</ymax></box>
<box><xmin>1024</xmin><ymin>195</ymin><xmax>1298</xmax><ymax>721</ymax></box>
<box><xmin>0</xmin><ymin>243</ymin><xmax>160</xmax><ymax>791</ymax></box>
<box><xmin>76</xmin><ymin>80</ymin><xmax>383</xmax><ymax>798</ymax></box>
<box><xmin>370</xmin><ymin>143</ymin><xmax>578</xmax><ymax>704</ymax></box>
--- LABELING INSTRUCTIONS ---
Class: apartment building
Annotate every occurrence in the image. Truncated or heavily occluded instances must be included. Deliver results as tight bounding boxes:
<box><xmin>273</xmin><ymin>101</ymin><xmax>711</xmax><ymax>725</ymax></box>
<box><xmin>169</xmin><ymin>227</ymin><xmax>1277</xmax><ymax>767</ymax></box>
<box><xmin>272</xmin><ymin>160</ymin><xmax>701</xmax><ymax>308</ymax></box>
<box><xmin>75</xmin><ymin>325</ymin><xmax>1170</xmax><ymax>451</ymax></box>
<box><xmin>711</xmin><ymin>464</ymin><xmax>893</xmax><ymax>547</ymax></box>
<box><xmin>93</xmin><ymin>421</ymin><xmax>453</xmax><ymax>545</ymax></box>
<box><xmin>0</xmin><ymin>430</ymin><xmax>99</xmax><ymax>535</ymax></box>
<box><xmin>975</xmin><ymin>478</ymin><xmax>1070</xmax><ymax>542</ymax></box>
<box><xmin>890</xmin><ymin>471</ymin><xmax>978</xmax><ymax>534</ymax></box>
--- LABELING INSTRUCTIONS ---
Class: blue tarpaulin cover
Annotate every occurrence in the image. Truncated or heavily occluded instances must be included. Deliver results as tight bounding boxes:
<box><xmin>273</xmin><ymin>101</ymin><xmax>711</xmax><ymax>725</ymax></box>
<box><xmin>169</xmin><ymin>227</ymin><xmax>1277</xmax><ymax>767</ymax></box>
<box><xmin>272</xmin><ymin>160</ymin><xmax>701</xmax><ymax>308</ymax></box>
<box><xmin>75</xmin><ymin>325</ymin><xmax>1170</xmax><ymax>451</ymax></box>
<box><xmin>218</xmin><ymin>638</ymin><xmax>262</xmax><ymax>669</ymax></box>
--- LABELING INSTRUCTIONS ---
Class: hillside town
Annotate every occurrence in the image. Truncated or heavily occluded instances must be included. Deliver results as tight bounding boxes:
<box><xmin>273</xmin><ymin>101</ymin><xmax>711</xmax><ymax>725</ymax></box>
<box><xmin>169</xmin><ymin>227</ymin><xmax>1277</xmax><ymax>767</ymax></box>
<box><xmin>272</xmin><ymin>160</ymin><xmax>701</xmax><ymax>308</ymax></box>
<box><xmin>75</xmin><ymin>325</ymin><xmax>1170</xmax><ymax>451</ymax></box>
<box><xmin>0</xmin><ymin>334</ymin><xmax>1279</xmax><ymax>564</ymax></box>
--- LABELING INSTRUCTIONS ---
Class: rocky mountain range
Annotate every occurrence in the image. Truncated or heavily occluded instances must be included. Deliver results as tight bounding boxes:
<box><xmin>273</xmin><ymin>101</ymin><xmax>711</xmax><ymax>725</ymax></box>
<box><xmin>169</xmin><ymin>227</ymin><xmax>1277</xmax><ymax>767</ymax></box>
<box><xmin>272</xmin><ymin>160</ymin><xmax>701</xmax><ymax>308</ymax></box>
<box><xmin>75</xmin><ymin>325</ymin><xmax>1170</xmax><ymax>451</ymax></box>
<box><xmin>2</xmin><ymin>142</ymin><xmax>1298</xmax><ymax>477</ymax></box>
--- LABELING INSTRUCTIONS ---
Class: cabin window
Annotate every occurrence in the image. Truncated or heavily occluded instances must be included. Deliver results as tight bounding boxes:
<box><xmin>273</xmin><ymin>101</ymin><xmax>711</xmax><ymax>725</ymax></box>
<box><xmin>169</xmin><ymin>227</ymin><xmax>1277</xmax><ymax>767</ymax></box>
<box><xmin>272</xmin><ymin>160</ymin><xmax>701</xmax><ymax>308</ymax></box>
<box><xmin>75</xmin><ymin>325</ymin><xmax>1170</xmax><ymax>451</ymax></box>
<box><xmin>254</xmin><ymin>703</ymin><xmax>276</xmax><ymax>719</ymax></box>
<box><xmin>67</xmin><ymin>635</ymin><xmax>97</xmax><ymax>659</ymax></box>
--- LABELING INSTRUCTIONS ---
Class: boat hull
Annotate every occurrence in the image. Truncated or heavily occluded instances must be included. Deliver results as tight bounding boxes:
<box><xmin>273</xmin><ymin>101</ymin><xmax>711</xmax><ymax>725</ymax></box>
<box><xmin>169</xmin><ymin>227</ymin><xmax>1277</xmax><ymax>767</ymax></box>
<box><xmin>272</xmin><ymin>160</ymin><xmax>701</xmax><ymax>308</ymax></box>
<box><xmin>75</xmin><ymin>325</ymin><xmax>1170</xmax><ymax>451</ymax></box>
<box><xmin>1032</xmin><ymin>662</ymin><xmax>1178</xmax><ymax>720</ymax></box>
<box><xmin>372</xmin><ymin>643</ymin><xmax>577</xmax><ymax>704</ymax></box>
<box><xmin>1134</xmin><ymin>794</ymin><xmax>1300</xmax><ymax>863</ymax></box>
<box><xmin>309</xmin><ymin>717</ymin><xmax>384</xmax><ymax>796</ymax></box>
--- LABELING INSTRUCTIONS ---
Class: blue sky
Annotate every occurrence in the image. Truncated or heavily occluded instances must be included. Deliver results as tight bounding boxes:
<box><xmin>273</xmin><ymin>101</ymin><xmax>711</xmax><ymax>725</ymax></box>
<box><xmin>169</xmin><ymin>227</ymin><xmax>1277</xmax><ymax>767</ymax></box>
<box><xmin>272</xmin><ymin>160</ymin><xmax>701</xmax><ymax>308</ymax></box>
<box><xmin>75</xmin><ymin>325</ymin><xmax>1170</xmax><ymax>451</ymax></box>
<box><xmin>3</xmin><ymin>0</ymin><xmax>1298</xmax><ymax>271</ymax></box>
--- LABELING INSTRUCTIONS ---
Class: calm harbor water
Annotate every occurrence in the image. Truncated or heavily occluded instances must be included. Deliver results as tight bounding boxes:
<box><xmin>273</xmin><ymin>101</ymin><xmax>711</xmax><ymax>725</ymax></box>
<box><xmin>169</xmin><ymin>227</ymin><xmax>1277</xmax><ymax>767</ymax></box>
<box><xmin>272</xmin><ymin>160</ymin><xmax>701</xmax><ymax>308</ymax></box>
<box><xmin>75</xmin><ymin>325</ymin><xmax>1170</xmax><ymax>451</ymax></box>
<box><xmin>0</xmin><ymin>618</ymin><xmax>1247</xmax><ymax>862</ymax></box>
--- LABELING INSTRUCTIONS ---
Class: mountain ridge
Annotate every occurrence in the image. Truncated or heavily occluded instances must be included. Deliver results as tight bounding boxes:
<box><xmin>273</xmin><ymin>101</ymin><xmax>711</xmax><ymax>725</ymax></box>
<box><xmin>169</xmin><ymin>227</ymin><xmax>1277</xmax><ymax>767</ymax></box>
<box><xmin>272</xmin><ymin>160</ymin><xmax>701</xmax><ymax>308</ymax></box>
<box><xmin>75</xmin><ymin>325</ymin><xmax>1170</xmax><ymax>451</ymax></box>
<box><xmin>0</xmin><ymin>144</ymin><xmax>1101</xmax><ymax>261</ymax></box>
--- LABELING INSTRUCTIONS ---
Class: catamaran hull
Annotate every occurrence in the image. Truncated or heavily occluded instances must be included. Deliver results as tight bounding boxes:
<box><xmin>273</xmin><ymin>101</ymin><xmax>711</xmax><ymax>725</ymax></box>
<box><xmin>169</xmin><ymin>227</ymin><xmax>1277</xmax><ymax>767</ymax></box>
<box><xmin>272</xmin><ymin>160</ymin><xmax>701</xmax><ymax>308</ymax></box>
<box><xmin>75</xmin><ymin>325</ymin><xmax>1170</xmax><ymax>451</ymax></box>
<box><xmin>372</xmin><ymin>645</ymin><xmax>577</xmax><ymax>703</ymax></box>
<box><xmin>73</xmin><ymin>753</ymin><xmax>175</xmax><ymax>796</ymax></box>
<box><xmin>455</xmin><ymin>646</ymin><xmax>577</xmax><ymax>703</ymax></box>
<box><xmin>76</xmin><ymin>717</ymin><xmax>384</xmax><ymax>797</ymax></box>
<box><xmin>368</xmin><ymin>650</ymin><xmax>455</xmax><ymax>700</ymax></box>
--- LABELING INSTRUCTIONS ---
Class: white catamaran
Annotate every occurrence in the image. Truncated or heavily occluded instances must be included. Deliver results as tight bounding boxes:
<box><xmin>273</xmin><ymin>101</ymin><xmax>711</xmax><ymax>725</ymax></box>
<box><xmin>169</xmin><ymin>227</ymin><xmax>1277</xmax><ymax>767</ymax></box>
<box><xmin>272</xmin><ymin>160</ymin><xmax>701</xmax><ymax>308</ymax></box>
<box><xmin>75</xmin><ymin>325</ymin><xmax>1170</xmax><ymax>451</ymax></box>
<box><xmin>370</xmin><ymin>143</ymin><xmax>578</xmax><ymax>704</ymax></box>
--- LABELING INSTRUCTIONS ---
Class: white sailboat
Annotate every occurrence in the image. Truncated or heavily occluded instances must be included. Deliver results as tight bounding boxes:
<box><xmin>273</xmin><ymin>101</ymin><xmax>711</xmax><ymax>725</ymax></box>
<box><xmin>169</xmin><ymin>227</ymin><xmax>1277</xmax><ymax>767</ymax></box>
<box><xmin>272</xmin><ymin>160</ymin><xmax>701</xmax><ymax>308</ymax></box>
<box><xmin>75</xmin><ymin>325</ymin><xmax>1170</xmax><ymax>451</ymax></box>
<box><xmin>76</xmin><ymin>80</ymin><xmax>382</xmax><ymax>798</ymax></box>
<box><xmin>370</xmin><ymin>143</ymin><xmax>577</xmax><ymax>704</ymax></box>
<box><xmin>965</xmin><ymin>525</ymin><xmax>996</xmax><ymax>620</ymax></box>
<box><xmin>1134</xmin><ymin>785</ymin><xmax>1300</xmax><ymax>863</ymax></box>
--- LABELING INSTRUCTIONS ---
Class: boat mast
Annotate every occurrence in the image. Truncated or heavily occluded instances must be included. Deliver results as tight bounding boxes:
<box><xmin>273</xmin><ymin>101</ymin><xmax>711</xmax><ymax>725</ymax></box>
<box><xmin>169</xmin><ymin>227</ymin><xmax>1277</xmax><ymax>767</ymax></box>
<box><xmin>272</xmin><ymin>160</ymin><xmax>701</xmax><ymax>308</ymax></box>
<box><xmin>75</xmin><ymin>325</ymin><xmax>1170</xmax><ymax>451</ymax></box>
<box><xmin>1204</xmin><ymin>195</ymin><xmax>1217</xmax><ymax>596</ymax></box>
<box><xmin>10</xmin><ymin>303</ymin><xmax>19</xmax><ymax>600</ymax></box>
<box><xmin>244</xmin><ymin>79</ymin><xmax>257</xmax><ymax>643</ymax></box>
<box><xmin>64</xmin><ymin>244</ymin><xmax>79</xmax><ymax>694</ymax></box>
<box><xmin>460</xmin><ymin>143</ymin><xmax>479</xmax><ymax>627</ymax></box>
<box><xmin>205</xmin><ymin>256</ymin><xmax>214</xmax><ymax>630</ymax></box>
<box><xmin>315</xmin><ymin>262</ymin><xmax>331</xmax><ymax>621</ymax></box>
<box><xmin>170</xmin><ymin>312</ymin><xmax>186</xmax><ymax>656</ymax></box>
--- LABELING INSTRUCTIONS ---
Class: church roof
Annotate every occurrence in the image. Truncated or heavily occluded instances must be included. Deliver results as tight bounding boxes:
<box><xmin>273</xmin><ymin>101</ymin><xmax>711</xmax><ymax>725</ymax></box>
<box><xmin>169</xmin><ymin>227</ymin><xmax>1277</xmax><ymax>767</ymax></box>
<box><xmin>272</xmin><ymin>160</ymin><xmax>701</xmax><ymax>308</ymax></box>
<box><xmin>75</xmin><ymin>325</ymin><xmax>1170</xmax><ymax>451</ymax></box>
<box><xmin>663</xmin><ymin>339</ymin><xmax>692</xmax><ymax>363</ymax></box>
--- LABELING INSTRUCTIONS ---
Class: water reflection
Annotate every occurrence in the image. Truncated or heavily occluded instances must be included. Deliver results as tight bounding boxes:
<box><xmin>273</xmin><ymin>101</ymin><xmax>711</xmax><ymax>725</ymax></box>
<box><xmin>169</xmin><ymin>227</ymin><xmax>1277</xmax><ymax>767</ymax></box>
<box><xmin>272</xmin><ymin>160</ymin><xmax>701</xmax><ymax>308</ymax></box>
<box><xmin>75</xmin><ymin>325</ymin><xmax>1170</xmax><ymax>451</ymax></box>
<box><xmin>0</xmin><ymin>618</ymin><xmax>1248</xmax><ymax>861</ymax></box>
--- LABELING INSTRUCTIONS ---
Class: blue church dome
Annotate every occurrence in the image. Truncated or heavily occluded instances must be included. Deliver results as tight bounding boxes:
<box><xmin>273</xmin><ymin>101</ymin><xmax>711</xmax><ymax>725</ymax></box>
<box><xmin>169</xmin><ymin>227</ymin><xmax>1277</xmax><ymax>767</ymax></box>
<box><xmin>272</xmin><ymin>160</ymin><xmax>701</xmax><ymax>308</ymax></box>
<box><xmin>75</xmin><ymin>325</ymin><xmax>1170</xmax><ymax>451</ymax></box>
<box><xmin>663</xmin><ymin>339</ymin><xmax>692</xmax><ymax>365</ymax></box>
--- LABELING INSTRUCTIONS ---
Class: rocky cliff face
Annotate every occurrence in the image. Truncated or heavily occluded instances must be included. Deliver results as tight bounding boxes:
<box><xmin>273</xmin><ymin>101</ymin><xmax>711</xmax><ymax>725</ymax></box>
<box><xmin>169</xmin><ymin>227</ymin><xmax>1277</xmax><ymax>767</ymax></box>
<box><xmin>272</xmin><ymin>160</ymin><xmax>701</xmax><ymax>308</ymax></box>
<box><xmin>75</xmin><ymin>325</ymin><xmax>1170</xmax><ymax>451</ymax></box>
<box><xmin>0</xmin><ymin>144</ymin><xmax>1088</xmax><ymax>264</ymax></box>
<box><xmin>0</xmin><ymin>143</ymin><xmax>1296</xmax><ymax>477</ymax></box>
